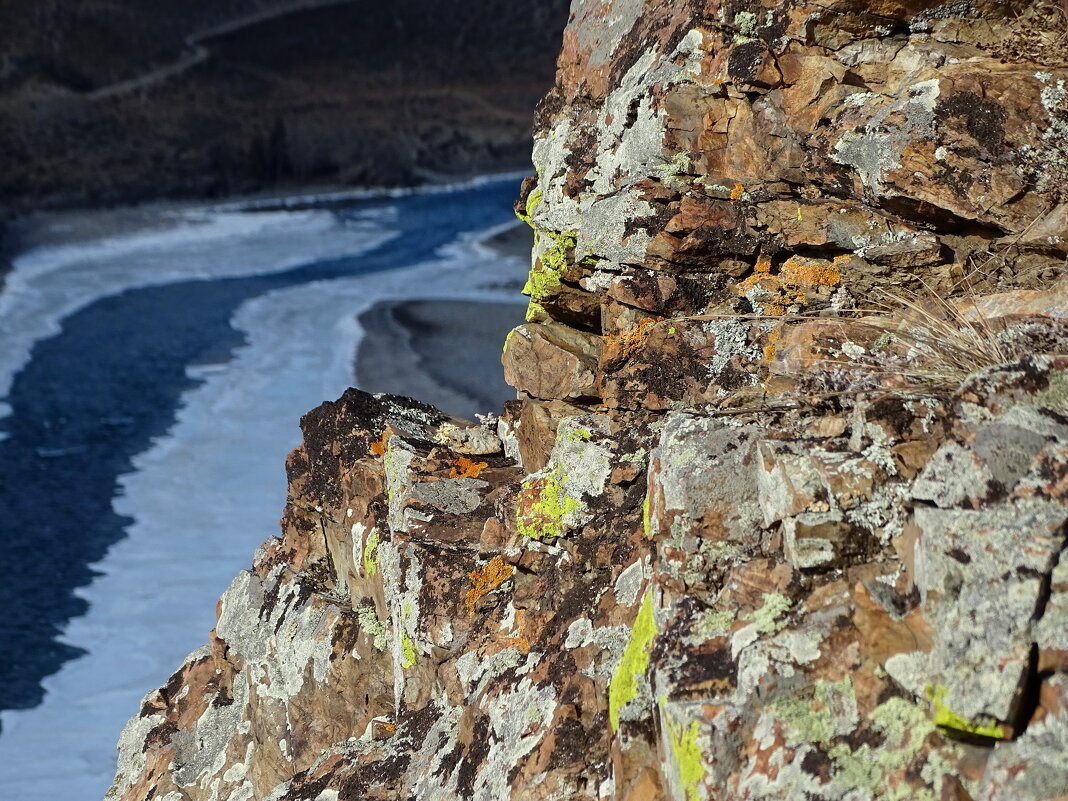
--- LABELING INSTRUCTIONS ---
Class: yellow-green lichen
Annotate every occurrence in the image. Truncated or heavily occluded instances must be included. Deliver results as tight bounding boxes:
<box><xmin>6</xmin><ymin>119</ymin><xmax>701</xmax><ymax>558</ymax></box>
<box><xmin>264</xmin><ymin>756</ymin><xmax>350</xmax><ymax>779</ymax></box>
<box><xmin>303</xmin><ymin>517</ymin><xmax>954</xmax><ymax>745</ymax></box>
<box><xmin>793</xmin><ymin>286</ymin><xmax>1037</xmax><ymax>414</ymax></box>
<box><xmin>400</xmin><ymin>629</ymin><xmax>416</xmax><ymax>669</ymax></box>
<box><xmin>642</xmin><ymin>493</ymin><xmax>653</xmax><ymax>539</ymax></box>
<box><xmin>665</xmin><ymin>714</ymin><xmax>705</xmax><ymax>801</ymax></box>
<box><xmin>926</xmin><ymin>684</ymin><xmax>1006</xmax><ymax>740</ymax></box>
<box><xmin>753</xmin><ymin>592</ymin><xmax>793</xmax><ymax>634</ymax></box>
<box><xmin>523</xmin><ymin>231</ymin><xmax>576</xmax><ymax>302</ymax></box>
<box><xmin>516</xmin><ymin>188</ymin><xmax>543</xmax><ymax>226</ymax></box>
<box><xmin>525</xmin><ymin>299</ymin><xmax>546</xmax><ymax>322</ymax></box>
<box><xmin>503</xmin><ymin>328</ymin><xmax>516</xmax><ymax>355</ymax></box>
<box><xmin>516</xmin><ymin>468</ymin><xmax>581</xmax><ymax>540</ymax></box>
<box><xmin>609</xmin><ymin>589</ymin><xmax>657</xmax><ymax>731</ymax></box>
<box><xmin>362</xmin><ymin>529</ymin><xmax>380</xmax><ymax>577</ymax></box>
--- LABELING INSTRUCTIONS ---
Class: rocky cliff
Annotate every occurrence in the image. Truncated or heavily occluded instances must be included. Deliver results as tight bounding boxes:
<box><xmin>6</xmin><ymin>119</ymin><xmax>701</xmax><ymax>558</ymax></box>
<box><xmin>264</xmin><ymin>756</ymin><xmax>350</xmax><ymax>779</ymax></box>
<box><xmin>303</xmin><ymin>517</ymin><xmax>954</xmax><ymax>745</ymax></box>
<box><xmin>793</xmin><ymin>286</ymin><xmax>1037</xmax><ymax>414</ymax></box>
<box><xmin>107</xmin><ymin>1</ymin><xmax>1068</xmax><ymax>799</ymax></box>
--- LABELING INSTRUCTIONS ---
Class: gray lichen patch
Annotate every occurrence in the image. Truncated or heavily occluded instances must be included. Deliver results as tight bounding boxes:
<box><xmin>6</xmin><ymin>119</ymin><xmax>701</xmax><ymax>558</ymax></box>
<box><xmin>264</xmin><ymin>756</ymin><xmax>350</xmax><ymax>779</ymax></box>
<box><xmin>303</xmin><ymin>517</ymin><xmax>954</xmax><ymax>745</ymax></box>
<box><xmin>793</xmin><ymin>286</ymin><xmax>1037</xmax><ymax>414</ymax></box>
<box><xmin>907</xmin><ymin>501</ymin><xmax>1068</xmax><ymax>722</ymax></box>
<box><xmin>831</xmin><ymin>79</ymin><xmax>941</xmax><ymax>193</ymax></box>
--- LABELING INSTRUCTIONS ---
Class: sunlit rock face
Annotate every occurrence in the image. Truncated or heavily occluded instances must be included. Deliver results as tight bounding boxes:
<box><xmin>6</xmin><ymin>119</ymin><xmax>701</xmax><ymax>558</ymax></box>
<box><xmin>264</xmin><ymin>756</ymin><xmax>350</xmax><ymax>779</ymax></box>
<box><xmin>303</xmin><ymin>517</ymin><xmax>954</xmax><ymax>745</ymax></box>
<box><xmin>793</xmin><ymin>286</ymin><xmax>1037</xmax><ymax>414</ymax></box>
<box><xmin>109</xmin><ymin>2</ymin><xmax>1068</xmax><ymax>800</ymax></box>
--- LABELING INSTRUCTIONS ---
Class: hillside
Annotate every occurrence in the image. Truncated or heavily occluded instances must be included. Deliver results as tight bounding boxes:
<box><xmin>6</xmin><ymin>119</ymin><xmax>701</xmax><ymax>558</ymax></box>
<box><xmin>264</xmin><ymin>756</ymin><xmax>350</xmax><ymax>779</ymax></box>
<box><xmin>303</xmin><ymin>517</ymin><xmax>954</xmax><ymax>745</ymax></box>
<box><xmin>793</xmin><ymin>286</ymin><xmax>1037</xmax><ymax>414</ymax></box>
<box><xmin>0</xmin><ymin>0</ymin><xmax>570</xmax><ymax>212</ymax></box>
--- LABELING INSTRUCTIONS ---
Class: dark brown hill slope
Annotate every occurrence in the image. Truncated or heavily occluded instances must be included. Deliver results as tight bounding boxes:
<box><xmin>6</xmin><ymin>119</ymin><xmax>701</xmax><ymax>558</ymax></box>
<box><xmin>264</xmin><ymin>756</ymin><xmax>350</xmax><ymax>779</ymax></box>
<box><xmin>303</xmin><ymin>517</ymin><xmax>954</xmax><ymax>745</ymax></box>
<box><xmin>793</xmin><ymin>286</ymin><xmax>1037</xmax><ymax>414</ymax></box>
<box><xmin>0</xmin><ymin>0</ymin><xmax>570</xmax><ymax>212</ymax></box>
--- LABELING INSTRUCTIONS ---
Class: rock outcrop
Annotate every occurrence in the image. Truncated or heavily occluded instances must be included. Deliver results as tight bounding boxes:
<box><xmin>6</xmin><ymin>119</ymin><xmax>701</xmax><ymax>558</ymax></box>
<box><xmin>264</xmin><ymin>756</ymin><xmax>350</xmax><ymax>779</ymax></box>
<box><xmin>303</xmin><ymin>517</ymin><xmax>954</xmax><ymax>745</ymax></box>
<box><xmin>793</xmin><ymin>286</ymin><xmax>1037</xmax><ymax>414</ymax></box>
<box><xmin>109</xmin><ymin>1</ymin><xmax>1068</xmax><ymax>799</ymax></box>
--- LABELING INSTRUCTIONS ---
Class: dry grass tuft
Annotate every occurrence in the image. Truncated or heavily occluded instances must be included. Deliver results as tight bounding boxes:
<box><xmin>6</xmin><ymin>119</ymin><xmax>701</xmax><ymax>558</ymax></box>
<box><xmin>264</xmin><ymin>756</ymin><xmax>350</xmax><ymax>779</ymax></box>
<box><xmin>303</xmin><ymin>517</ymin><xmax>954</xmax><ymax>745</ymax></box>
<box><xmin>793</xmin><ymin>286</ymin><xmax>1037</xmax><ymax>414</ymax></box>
<box><xmin>869</xmin><ymin>281</ymin><xmax>1015</xmax><ymax>384</ymax></box>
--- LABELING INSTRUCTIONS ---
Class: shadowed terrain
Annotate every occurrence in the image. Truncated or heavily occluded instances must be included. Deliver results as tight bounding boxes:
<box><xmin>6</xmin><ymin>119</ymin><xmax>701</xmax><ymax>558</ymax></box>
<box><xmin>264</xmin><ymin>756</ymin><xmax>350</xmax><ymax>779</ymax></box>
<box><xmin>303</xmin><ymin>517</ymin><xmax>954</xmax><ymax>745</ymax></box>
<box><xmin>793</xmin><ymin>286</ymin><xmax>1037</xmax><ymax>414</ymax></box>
<box><xmin>0</xmin><ymin>0</ymin><xmax>570</xmax><ymax>213</ymax></box>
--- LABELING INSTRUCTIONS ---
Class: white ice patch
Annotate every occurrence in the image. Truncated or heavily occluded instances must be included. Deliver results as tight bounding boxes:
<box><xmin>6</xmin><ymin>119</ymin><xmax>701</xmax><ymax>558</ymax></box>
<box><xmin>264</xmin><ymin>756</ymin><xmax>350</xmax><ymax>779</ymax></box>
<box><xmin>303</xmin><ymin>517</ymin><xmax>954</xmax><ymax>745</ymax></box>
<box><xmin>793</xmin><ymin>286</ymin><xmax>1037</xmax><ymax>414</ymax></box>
<box><xmin>0</xmin><ymin>204</ymin><xmax>396</xmax><ymax>430</ymax></box>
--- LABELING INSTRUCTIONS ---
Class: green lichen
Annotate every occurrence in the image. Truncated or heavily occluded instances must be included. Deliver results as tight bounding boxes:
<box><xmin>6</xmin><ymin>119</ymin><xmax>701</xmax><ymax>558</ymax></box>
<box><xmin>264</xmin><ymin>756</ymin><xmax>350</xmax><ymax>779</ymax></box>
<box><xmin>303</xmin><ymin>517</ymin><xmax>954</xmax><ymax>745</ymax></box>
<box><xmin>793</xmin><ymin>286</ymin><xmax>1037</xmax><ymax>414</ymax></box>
<box><xmin>773</xmin><ymin>678</ymin><xmax>856</xmax><ymax>744</ymax></box>
<box><xmin>502</xmin><ymin>328</ymin><xmax>516</xmax><ymax>355</ymax></box>
<box><xmin>642</xmin><ymin>493</ymin><xmax>653</xmax><ymax>539</ymax></box>
<box><xmin>356</xmin><ymin>605</ymin><xmax>387</xmax><ymax>651</ymax></box>
<box><xmin>657</xmin><ymin>151</ymin><xmax>692</xmax><ymax>177</ymax></box>
<box><xmin>400</xmin><ymin>629</ymin><xmax>416</xmax><ymax>669</ymax></box>
<box><xmin>522</xmin><ymin>231</ymin><xmax>576</xmax><ymax>305</ymax></box>
<box><xmin>926</xmin><ymin>684</ymin><xmax>1006</xmax><ymax>740</ymax></box>
<box><xmin>734</xmin><ymin>10</ymin><xmax>758</xmax><ymax>41</ymax></box>
<box><xmin>754</xmin><ymin>592</ymin><xmax>793</xmax><ymax>634</ymax></box>
<box><xmin>665</xmin><ymin>713</ymin><xmax>704</xmax><ymax>801</ymax></box>
<box><xmin>694</xmin><ymin>608</ymin><xmax>734</xmax><ymax>639</ymax></box>
<box><xmin>516</xmin><ymin>468</ymin><xmax>581</xmax><ymax>540</ymax></box>
<box><xmin>609</xmin><ymin>589</ymin><xmax>657</xmax><ymax>731</ymax></box>
<box><xmin>826</xmin><ymin>695</ymin><xmax>953</xmax><ymax>801</ymax></box>
<box><xmin>362</xmin><ymin>528</ymin><xmax>380</xmax><ymax>577</ymax></box>
<box><xmin>1034</xmin><ymin>369</ymin><xmax>1068</xmax><ymax>413</ymax></box>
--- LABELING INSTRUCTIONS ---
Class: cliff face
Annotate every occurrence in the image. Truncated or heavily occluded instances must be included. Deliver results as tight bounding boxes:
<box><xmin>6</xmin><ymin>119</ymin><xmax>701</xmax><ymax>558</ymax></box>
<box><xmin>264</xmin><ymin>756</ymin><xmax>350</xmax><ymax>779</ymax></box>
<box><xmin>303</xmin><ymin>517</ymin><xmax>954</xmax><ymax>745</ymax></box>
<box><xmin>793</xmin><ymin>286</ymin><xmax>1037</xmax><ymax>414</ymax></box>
<box><xmin>108</xmin><ymin>2</ymin><xmax>1068</xmax><ymax>800</ymax></box>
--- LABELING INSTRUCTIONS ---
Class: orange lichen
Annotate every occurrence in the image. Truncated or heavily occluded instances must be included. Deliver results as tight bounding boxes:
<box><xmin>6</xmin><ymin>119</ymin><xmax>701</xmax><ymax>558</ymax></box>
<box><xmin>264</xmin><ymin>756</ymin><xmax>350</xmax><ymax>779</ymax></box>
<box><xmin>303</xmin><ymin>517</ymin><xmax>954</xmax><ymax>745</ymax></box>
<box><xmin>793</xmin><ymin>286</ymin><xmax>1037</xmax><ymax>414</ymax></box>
<box><xmin>736</xmin><ymin>253</ymin><xmax>839</xmax><ymax>316</ymax></box>
<box><xmin>763</xmin><ymin>328</ymin><xmax>781</xmax><ymax>362</ymax></box>
<box><xmin>370</xmin><ymin>430</ymin><xmax>389</xmax><ymax>457</ymax></box>
<box><xmin>465</xmin><ymin>556</ymin><xmax>514</xmax><ymax>615</ymax></box>
<box><xmin>735</xmin><ymin>252</ymin><xmax>774</xmax><ymax>297</ymax></box>
<box><xmin>604</xmin><ymin>318</ymin><xmax>657</xmax><ymax>361</ymax></box>
<box><xmin>450</xmin><ymin>457</ymin><xmax>488</xmax><ymax>478</ymax></box>
<box><xmin>779</xmin><ymin>255</ymin><xmax>840</xmax><ymax>289</ymax></box>
<box><xmin>730</xmin><ymin>181</ymin><xmax>745</xmax><ymax>202</ymax></box>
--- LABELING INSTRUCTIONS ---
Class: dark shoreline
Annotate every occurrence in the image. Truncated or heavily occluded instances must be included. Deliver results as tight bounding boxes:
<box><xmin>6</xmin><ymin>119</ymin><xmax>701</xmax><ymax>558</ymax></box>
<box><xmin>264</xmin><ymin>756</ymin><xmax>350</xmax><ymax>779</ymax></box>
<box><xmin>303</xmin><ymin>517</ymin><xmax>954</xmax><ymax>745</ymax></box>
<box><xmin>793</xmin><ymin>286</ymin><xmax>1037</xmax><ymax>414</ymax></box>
<box><xmin>356</xmin><ymin>298</ymin><xmax>526</xmax><ymax>421</ymax></box>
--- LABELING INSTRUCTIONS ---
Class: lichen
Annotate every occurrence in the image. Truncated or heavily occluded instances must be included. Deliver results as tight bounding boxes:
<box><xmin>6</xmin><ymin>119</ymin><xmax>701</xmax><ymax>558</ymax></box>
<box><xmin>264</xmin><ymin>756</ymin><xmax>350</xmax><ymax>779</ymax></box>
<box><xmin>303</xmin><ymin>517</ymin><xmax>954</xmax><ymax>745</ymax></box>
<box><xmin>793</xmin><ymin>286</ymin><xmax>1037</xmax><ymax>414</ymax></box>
<box><xmin>694</xmin><ymin>608</ymin><xmax>734</xmax><ymax>639</ymax></box>
<box><xmin>822</xmin><ymin>694</ymin><xmax>972</xmax><ymax>801</ymax></box>
<box><xmin>516</xmin><ymin>468</ymin><xmax>581</xmax><ymax>539</ymax></box>
<box><xmin>773</xmin><ymin>678</ymin><xmax>857</xmax><ymax>747</ymax></box>
<box><xmin>362</xmin><ymin>528</ymin><xmax>380</xmax><ymax>577</ymax></box>
<box><xmin>665</xmin><ymin>713</ymin><xmax>705</xmax><ymax>801</ymax></box>
<box><xmin>753</xmin><ymin>592</ymin><xmax>793</xmax><ymax>634</ymax></box>
<box><xmin>523</xmin><ymin>231</ymin><xmax>576</xmax><ymax>303</ymax></box>
<box><xmin>1033</xmin><ymin>369</ymin><xmax>1068</xmax><ymax>413</ymax></box>
<box><xmin>516</xmin><ymin>417</ymin><xmax>612</xmax><ymax>539</ymax></box>
<box><xmin>734</xmin><ymin>11</ymin><xmax>758</xmax><ymax>40</ymax></box>
<box><xmin>400</xmin><ymin>628</ymin><xmax>417</xmax><ymax>670</ymax></box>
<box><xmin>356</xmin><ymin>605</ymin><xmax>387</xmax><ymax>652</ymax></box>
<box><xmin>609</xmin><ymin>589</ymin><xmax>657</xmax><ymax>731</ymax></box>
<box><xmin>927</xmin><ymin>684</ymin><xmax>1006</xmax><ymax>740</ymax></box>
<box><xmin>465</xmin><ymin>556</ymin><xmax>514</xmax><ymax>615</ymax></box>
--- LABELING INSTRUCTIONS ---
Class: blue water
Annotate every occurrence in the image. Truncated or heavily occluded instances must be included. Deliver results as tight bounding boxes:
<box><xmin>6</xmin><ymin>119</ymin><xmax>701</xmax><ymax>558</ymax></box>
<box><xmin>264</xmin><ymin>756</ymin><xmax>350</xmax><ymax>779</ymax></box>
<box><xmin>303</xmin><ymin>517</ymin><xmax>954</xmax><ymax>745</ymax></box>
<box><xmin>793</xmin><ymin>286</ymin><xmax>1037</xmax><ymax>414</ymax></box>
<box><xmin>0</xmin><ymin>176</ymin><xmax>523</xmax><ymax>719</ymax></box>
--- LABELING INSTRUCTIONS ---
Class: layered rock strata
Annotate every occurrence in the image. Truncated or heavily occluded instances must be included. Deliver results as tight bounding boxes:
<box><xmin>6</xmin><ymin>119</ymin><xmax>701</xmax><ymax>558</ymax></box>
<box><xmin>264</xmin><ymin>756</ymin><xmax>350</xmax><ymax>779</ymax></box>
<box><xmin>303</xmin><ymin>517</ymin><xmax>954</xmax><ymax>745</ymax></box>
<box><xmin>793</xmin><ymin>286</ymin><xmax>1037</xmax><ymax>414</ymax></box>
<box><xmin>110</xmin><ymin>1</ymin><xmax>1068</xmax><ymax>799</ymax></box>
